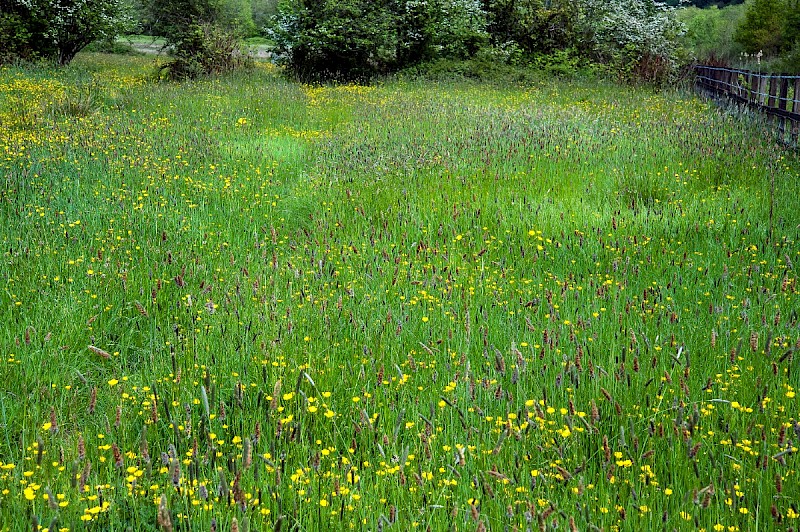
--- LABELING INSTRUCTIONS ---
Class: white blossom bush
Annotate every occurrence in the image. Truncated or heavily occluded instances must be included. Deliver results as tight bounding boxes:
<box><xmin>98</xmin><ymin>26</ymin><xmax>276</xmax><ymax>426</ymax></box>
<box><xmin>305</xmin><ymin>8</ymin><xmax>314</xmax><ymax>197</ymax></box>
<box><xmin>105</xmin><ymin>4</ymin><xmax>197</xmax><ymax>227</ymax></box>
<box><xmin>576</xmin><ymin>0</ymin><xmax>686</xmax><ymax>82</ymax></box>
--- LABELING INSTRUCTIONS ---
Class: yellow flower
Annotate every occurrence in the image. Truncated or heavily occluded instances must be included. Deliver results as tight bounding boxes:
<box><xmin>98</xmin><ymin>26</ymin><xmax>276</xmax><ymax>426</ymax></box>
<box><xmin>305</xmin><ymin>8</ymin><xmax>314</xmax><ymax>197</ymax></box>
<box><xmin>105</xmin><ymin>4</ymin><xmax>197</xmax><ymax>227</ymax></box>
<box><xmin>108</xmin><ymin>379</ymin><xmax>119</xmax><ymax>386</ymax></box>
<box><xmin>23</xmin><ymin>487</ymin><xmax>36</xmax><ymax>501</ymax></box>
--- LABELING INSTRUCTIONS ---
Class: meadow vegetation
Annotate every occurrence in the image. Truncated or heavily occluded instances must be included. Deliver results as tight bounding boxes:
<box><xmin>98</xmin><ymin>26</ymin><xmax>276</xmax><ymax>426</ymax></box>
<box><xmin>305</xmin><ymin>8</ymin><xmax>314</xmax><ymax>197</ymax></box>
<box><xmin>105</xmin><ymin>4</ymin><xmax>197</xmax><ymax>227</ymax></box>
<box><xmin>1</xmin><ymin>53</ymin><xmax>799</xmax><ymax>531</ymax></box>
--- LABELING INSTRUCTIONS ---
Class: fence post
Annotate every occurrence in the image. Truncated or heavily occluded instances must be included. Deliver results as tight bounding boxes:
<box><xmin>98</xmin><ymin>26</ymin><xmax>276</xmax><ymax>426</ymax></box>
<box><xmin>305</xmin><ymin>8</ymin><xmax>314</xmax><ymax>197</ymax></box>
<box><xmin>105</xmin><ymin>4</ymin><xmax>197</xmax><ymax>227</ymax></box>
<box><xmin>727</xmin><ymin>69</ymin><xmax>736</xmax><ymax>97</ymax></box>
<box><xmin>793</xmin><ymin>78</ymin><xmax>800</xmax><ymax>144</ymax></box>
<box><xmin>753</xmin><ymin>73</ymin><xmax>763</xmax><ymax>105</ymax></box>
<box><xmin>779</xmin><ymin>78</ymin><xmax>789</xmax><ymax>140</ymax></box>
<box><xmin>779</xmin><ymin>78</ymin><xmax>790</xmax><ymax>110</ymax></box>
<box><xmin>694</xmin><ymin>65</ymin><xmax>800</xmax><ymax>145</ymax></box>
<box><xmin>767</xmin><ymin>75</ymin><xmax>779</xmax><ymax>108</ymax></box>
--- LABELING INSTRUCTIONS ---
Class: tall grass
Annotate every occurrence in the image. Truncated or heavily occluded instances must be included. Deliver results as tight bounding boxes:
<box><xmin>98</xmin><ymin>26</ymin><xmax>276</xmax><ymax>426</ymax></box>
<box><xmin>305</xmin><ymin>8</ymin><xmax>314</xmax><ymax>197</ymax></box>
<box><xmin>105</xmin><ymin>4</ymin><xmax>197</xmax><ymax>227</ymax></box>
<box><xmin>0</xmin><ymin>53</ymin><xmax>798</xmax><ymax>531</ymax></box>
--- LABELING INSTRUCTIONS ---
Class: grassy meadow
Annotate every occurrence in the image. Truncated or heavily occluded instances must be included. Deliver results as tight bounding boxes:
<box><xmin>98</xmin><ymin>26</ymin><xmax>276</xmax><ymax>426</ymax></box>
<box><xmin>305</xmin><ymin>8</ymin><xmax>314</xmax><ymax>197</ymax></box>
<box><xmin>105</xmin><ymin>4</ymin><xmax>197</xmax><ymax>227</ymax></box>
<box><xmin>1</xmin><ymin>53</ymin><xmax>799</xmax><ymax>531</ymax></box>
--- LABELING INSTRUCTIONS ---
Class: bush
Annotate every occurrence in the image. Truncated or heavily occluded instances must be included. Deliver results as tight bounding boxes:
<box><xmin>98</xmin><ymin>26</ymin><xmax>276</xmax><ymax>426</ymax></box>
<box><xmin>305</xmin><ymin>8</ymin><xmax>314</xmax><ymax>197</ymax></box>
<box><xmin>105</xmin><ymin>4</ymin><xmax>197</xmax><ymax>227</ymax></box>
<box><xmin>577</xmin><ymin>0</ymin><xmax>685</xmax><ymax>83</ymax></box>
<box><xmin>139</xmin><ymin>0</ymin><xmax>254</xmax><ymax>79</ymax></box>
<box><xmin>270</xmin><ymin>0</ymin><xmax>685</xmax><ymax>83</ymax></box>
<box><xmin>270</xmin><ymin>0</ymin><xmax>489</xmax><ymax>81</ymax></box>
<box><xmin>161</xmin><ymin>23</ymin><xmax>251</xmax><ymax>80</ymax></box>
<box><xmin>271</xmin><ymin>0</ymin><xmax>399</xmax><ymax>81</ymax></box>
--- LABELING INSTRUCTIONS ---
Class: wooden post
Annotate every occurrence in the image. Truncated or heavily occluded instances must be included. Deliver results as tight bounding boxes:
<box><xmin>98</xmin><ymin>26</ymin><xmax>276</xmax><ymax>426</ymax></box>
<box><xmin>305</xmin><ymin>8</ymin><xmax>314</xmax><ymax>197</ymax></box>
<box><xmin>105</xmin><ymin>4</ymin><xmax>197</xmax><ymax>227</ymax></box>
<box><xmin>729</xmin><ymin>70</ymin><xmax>737</xmax><ymax>97</ymax></box>
<box><xmin>793</xmin><ymin>78</ymin><xmax>800</xmax><ymax>144</ymax></box>
<box><xmin>753</xmin><ymin>73</ymin><xmax>764</xmax><ymax>105</ymax></box>
<box><xmin>767</xmin><ymin>75</ymin><xmax>779</xmax><ymax>108</ymax></box>
<box><xmin>778</xmin><ymin>78</ymin><xmax>789</xmax><ymax>140</ymax></box>
<box><xmin>779</xmin><ymin>78</ymin><xmax>790</xmax><ymax>110</ymax></box>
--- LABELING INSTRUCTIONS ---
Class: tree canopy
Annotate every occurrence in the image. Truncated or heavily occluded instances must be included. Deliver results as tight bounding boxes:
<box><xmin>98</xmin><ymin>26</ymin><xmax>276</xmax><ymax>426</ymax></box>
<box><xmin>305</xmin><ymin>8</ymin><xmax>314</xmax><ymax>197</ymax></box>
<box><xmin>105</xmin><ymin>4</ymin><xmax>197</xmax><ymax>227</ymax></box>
<box><xmin>1</xmin><ymin>0</ymin><xmax>128</xmax><ymax>64</ymax></box>
<box><xmin>270</xmin><ymin>0</ymin><xmax>685</xmax><ymax>82</ymax></box>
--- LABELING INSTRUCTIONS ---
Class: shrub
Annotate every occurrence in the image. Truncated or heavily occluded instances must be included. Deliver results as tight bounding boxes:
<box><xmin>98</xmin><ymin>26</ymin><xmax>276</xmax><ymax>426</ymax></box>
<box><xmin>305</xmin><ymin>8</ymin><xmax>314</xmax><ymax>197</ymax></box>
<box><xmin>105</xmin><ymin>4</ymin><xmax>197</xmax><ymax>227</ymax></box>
<box><xmin>575</xmin><ymin>0</ymin><xmax>686</xmax><ymax>84</ymax></box>
<box><xmin>139</xmin><ymin>0</ymin><xmax>253</xmax><ymax>79</ymax></box>
<box><xmin>270</xmin><ymin>0</ymin><xmax>488</xmax><ymax>81</ymax></box>
<box><xmin>161</xmin><ymin>23</ymin><xmax>251</xmax><ymax>80</ymax></box>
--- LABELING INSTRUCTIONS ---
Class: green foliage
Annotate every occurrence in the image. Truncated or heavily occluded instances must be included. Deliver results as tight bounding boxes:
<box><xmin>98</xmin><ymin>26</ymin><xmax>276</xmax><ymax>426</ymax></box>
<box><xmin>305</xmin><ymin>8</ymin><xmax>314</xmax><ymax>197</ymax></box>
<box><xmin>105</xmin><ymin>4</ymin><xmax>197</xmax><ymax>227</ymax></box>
<box><xmin>271</xmin><ymin>0</ymin><xmax>488</xmax><ymax>81</ymax></box>
<box><xmin>482</xmin><ymin>0</ymin><xmax>582</xmax><ymax>57</ymax></box>
<box><xmin>271</xmin><ymin>0</ymin><xmax>401</xmax><ymax>81</ymax></box>
<box><xmin>0</xmin><ymin>0</ymin><xmax>129</xmax><ymax>65</ymax></box>
<box><xmin>0</xmin><ymin>10</ymin><xmax>37</xmax><ymax>63</ymax></box>
<box><xmin>139</xmin><ymin>0</ymin><xmax>253</xmax><ymax>78</ymax></box>
<box><xmin>251</xmin><ymin>0</ymin><xmax>278</xmax><ymax>31</ymax></box>
<box><xmin>577</xmin><ymin>0</ymin><xmax>686</xmax><ymax>84</ymax></box>
<box><xmin>733</xmin><ymin>0</ymin><xmax>793</xmax><ymax>55</ymax></box>
<box><xmin>136</xmin><ymin>0</ymin><xmax>225</xmax><ymax>37</ymax></box>
<box><xmin>677</xmin><ymin>4</ymin><xmax>747</xmax><ymax>62</ymax></box>
<box><xmin>161</xmin><ymin>22</ymin><xmax>251</xmax><ymax>79</ymax></box>
<box><xmin>273</xmin><ymin>0</ymin><xmax>684</xmax><ymax>82</ymax></box>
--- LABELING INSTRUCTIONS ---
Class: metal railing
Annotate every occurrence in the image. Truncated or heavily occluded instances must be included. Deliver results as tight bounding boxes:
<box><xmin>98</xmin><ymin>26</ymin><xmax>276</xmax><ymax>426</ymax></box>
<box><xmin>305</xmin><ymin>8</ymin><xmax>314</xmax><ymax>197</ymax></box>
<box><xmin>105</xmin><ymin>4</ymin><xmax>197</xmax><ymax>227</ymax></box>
<box><xmin>694</xmin><ymin>65</ymin><xmax>800</xmax><ymax>144</ymax></box>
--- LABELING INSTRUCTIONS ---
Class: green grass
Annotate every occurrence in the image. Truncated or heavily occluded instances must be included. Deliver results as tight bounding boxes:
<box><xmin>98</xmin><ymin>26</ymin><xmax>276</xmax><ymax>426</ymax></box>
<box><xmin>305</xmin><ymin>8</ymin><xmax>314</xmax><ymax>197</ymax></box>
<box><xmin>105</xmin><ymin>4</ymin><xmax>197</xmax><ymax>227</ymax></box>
<box><xmin>1</xmin><ymin>53</ymin><xmax>799</xmax><ymax>531</ymax></box>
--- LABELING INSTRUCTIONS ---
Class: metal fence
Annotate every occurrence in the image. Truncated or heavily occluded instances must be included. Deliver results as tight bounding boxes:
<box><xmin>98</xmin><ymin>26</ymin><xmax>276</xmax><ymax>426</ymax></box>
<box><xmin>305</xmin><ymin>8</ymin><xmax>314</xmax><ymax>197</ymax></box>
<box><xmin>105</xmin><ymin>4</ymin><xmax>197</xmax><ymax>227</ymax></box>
<box><xmin>694</xmin><ymin>65</ymin><xmax>800</xmax><ymax>145</ymax></box>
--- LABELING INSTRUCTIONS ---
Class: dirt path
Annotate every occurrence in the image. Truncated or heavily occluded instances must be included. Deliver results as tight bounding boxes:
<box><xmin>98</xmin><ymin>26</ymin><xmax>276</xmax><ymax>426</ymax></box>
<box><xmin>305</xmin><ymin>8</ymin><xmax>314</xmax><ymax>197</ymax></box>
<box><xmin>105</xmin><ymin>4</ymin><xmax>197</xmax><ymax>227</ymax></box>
<box><xmin>126</xmin><ymin>40</ymin><xmax>271</xmax><ymax>59</ymax></box>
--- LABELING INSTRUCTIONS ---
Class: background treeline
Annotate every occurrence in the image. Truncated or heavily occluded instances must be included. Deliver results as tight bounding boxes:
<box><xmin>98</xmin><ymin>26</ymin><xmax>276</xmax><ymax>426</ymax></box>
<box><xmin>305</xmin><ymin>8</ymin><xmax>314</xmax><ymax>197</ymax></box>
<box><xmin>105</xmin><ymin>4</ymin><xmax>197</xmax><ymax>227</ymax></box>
<box><xmin>265</xmin><ymin>0</ymin><xmax>686</xmax><ymax>82</ymax></box>
<box><xmin>1</xmin><ymin>0</ymin><xmax>798</xmax><ymax>80</ymax></box>
<box><xmin>679</xmin><ymin>0</ymin><xmax>800</xmax><ymax>72</ymax></box>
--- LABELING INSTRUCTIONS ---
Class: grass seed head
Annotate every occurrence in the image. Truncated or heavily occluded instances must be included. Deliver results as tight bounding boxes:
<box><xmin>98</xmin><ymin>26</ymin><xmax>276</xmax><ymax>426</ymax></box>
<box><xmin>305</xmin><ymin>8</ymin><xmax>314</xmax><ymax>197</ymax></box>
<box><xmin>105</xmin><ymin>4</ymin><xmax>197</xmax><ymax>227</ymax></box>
<box><xmin>89</xmin><ymin>387</ymin><xmax>97</xmax><ymax>415</ymax></box>
<box><xmin>88</xmin><ymin>345</ymin><xmax>110</xmax><ymax>359</ymax></box>
<box><xmin>157</xmin><ymin>494</ymin><xmax>172</xmax><ymax>532</ymax></box>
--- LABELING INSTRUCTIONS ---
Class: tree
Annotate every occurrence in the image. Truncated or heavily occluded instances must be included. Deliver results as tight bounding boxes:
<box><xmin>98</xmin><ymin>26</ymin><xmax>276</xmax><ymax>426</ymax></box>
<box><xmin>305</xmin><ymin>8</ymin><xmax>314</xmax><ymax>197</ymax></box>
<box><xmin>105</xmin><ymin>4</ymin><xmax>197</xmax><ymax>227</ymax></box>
<box><xmin>271</xmin><ymin>0</ymin><xmax>685</xmax><ymax>82</ymax></box>
<box><xmin>734</xmin><ymin>0</ymin><xmax>789</xmax><ymax>55</ymax></box>
<box><xmin>483</xmin><ymin>0</ymin><xmax>580</xmax><ymax>56</ymax></box>
<box><xmin>271</xmin><ymin>0</ymin><xmax>399</xmax><ymax>80</ymax></box>
<box><xmin>0</xmin><ymin>0</ymin><xmax>128</xmax><ymax>65</ymax></box>
<box><xmin>677</xmin><ymin>4</ymin><xmax>748</xmax><ymax>61</ymax></box>
<box><xmin>137</xmin><ymin>0</ymin><xmax>253</xmax><ymax>78</ymax></box>
<box><xmin>271</xmin><ymin>0</ymin><xmax>487</xmax><ymax>80</ymax></box>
